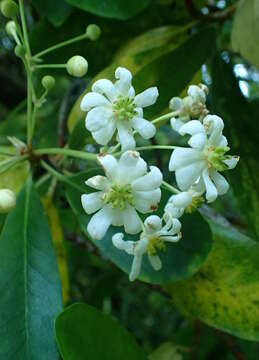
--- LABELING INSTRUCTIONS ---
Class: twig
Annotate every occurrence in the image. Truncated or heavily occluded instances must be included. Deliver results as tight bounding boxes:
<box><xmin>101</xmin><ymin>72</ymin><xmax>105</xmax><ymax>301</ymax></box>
<box><xmin>191</xmin><ymin>320</ymin><xmax>201</xmax><ymax>360</ymax></box>
<box><xmin>215</xmin><ymin>330</ymin><xmax>247</xmax><ymax>360</ymax></box>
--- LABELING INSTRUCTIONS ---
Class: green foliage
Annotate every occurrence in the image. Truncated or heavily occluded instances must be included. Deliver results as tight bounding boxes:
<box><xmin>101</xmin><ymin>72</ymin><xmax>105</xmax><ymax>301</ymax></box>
<box><xmin>65</xmin><ymin>169</ymin><xmax>212</xmax><ymax>284</ymax></box>
<box><xmin>55</xmin><ymin>303</ymin><xmax>147</xmax><ymax>359</ymax></box>
<box><xmin>211</xmin><ymin>54</ymin><xmax>259</xmax><ymax>238</ymax></box>
<box><xmin>65</xmin><ymin>0</ymin><xmax>150</xmax><ymax>20</ymax></box>
<box><xmin>231</xmin><ymin>0</ymin><xmax>259</xmax><ymax>69</ymax></box>
<box><xmin>167</xmin><ymin>217</ymin><xmax>259</xmax><ymax>341</ymax></box>
<box><xmin>31</xmin><ymin>0</ymin><xmax>72</xmax><ymax>27</ymax></box>
<box><xmin>0</xmin><ymin>178</ymin><xmax>62</xmax><ymax>359</ymax></box>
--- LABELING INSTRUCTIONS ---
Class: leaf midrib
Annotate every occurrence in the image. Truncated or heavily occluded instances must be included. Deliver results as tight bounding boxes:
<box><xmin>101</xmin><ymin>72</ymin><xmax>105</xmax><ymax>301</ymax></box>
<box><xmin>23</xmin><ymin>180</ymin><xmax>31</xmax><ymax>358</ymax></box>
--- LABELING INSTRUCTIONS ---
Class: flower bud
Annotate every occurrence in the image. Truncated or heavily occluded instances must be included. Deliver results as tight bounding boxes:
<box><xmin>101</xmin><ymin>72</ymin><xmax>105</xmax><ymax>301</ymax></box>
<box><xmin>14</xmin><ymin>44</ymin><xmax>25</xmax><ymax>58</ymax></box>
<box><xmin>66</xmin><ymin>55</ymin><xmax>88</xmax><ymax>77</ymax></box>
<box><xmin>86</xmin><ymin>24</ymin><xmax>101</xmax><ymax>41</ymax></box>
<box><xmin>5</xmin><ymin>20</ymin><xmax>16</xmax><ymax>37</ymax></box>
<box><xmin>0</xmin><ymin>189</ymin><xmax>16</xmax><ymax>214</ymax></box>
<box><xmin>1</xmin><ymin>0</ymin><xmax>18</xmax><ymax>18</ymax></box>
<box><xmin>41</xmin><ymin>75</ymin><xmax>56</xmax><ymax>90</ymax></box>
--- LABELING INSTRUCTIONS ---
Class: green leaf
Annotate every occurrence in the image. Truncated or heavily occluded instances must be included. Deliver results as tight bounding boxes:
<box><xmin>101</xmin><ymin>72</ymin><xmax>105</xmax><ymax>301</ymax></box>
<box><xmin>0</xmin><ymin>178</ymin><xmax>62</xmax><ymax>359</ymax></box>
<box><xmin>0</xmin><ymin>152</ymin><xmax>30</xmax><ymax>194</ymax></box>
<box><xmin>167</xmin><ymin>217</ymin><xmax>259</xmax><ymax>341</ymax></box>
<box><xmin>231</xmin><ymin>0</ymin><xmax>259</xmax><ymax>69</ymax></box>
<box><xmin>68</xmin><ymin>25</ymin><xmax>217</xmax><ymax>133</ymax></box>
<box><xmin>31</xmin><ymin>0</ymin><xmax>72</xmax><ymax>27</ymax></box>
<box><xmin>211</xmin><ymin>54</ymin><xmax>259</xmax><ymax>237</ymax></box>
<box><xmin>55</xmin><ymin>303</ymin><xmax>147</xmax><ymax>359</ymax></box>
<box><xmin>65</xmin><ymin>0</ymin><xmax>150</xmax><ymax>20</ymax></box>
<box><xmin>65</xmin><ymin>169</ymin><xmax>212</xmax><ymax>285</ymax></box>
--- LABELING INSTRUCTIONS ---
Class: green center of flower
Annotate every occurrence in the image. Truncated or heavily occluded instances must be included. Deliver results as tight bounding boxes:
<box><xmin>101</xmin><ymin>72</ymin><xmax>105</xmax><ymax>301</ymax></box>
<box><xmin>205</xmin><ymin>146</ymin><xmax>230</xmax><ymax>172</ymax></box>
<box><xmin>113</xmin><ymin>95</ymin><xmax>137</xmax><ymax>121</ymax></box>
<box><xmin>185</xmin><ymin>196</ymin><xmax>204</xmax><ymax>214</ymax></box>
<box><xmin>146</xmin><ymin>236</ymin><xmax>166</xmax><ymax>256</ymax></box>
<box><xmin>103</xmin><ymin>183</ymin><xmax>135</xmax><ymax>210</ymax></box>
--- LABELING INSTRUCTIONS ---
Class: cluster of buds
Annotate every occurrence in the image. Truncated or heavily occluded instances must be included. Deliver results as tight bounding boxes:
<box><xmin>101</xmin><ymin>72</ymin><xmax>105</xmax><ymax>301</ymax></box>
<box><xmin>80</xmin><ymin>66</ymin><xmax>239</xmax><ymax>282</ymax></box>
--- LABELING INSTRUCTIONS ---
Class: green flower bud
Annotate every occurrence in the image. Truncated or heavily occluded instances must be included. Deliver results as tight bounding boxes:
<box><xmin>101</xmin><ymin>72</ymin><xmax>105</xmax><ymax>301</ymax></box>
<box><xmin>41</xmin><ymin>75</ymin><xmax>56</xmax><ymax>90</ymax></box>
<box><xmin>14</xmin><ymin>44</ymin><xmax>25</xmax><ymax>58</ymax></box>
<box><xmin>1</xmin><ymin>0</ymin><xmax>18</xmax><ymax>18</ymax></box>
<box><xmin>5</xmin><ymin>20</ymin><xmax>16</xmax><ymax>36</ymax></box>
<box><xmin>0</xmin><ymin>189</ymin><xmax>16</xmax><ymax>214</ymax></box>
<box><xmin>66</xmin><ymin>55</ymin><xmax>88</xmax><ymax>78</ymax></box>
<box><xmin>86</xmin><ymin>24</ymin><xmax>101</xmax><ymax>41</ymax></box>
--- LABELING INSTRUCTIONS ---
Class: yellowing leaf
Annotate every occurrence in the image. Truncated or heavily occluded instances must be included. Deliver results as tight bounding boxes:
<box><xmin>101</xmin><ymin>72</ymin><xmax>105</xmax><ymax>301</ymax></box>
<box><xmin>43</xmin><ymin>197</ymin><xmax>70</xmax><ymax>304</ymax></box>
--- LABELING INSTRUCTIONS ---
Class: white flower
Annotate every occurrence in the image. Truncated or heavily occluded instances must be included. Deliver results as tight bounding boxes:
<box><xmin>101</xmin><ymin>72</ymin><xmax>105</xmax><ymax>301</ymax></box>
<box><xmin>81</xmin><ymin>67</ymin><xmax>158</xmax><ymax>151</ymax></box>
<box><xmin>164</xmin><ymin>190</ymin><xmax>204</xmax><ymax>219</ymax></box>
<box><xmin>170</xmin><ymin>84</ymin><xmax>209</xmax><ymax>133</ymax></box>
<box><xmin>81</xmin><ymin>151</ymin><xmax>162</xmax><ymax>240</ymax></box>
<box><xmin>112</xmin><ymin>215</ymin><xmax>181</xmax><ymax>281</ymax></box>
<box><xmin>169</xmin><ymin>115</ymin><xmax>239</xmax><ymax>203</ymax></box>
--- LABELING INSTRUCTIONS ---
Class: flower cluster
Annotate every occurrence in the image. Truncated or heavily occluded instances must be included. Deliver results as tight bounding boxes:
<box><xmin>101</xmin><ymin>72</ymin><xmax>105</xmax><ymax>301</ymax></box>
<box><xmin>80</xmin><ymin>67</ymin><xmax>239</xmax><ymax>281</ymax></box>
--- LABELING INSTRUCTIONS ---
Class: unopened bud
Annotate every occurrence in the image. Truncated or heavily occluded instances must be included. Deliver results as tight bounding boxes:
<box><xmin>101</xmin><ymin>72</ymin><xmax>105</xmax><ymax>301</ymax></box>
<box><xmin>5</xmin><ymin>20</ymin><xmax>16</xmax><ymax>36</ymax></box>
<box><xmin>0</xmin><ymin>189</ymin><xmax>16</xmax><ymax>214</ymax></box>
<box><xmin>41</xmin><ymin>75</ymin><xmax>56</xmax><ymax>90</ymax></box>
<box><xmin>14</xmin><ymin>44</ymin><xmax>25</xmax><ymax>58</ymax></box>
<box><xmin>1</xmin><ymin>0</ymin><xmax>18</xmax><ymax>18</ymax></box>
<box><xmin>66</xmin><ymin>55</ymin><xmax>88</xmax><ymax>77</ymax></box>
<box><xmin>86</xmin><ymin>24</ymin><xmax>101</xmax><ymax>41</ymax></box>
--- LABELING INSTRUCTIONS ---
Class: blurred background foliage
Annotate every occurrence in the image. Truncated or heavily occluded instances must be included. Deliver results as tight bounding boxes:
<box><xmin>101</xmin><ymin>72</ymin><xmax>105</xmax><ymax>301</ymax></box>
<box><xmin>1</xmin><ymin>0</ymin><xmax>259</xmax><ymax>359</ymax></box>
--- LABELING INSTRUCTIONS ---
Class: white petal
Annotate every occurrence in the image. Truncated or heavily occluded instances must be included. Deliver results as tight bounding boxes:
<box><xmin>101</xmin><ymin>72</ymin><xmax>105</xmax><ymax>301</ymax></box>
<box><xmin>122</xmin><ymin>205</ymin><xmax>142</xmax><ymax>234</ymax></box>
<box><xmin>117</xmin><ymin>122</ymin><xmax>135</xmax><ymax>151</ymax></box>
<box><xmin>188</xmin><ymin>85</ymin><xmax>206</xmax><ymax>103</ymax></box>
<box><xmin>115</xmin><ymin>67</ymin><xmax>132</xmax><ymax>96</ymax></box>
<box><xmin>129</xmin><ymin>255</ymin><xmax>143</xmax><ymax>281</ymax></box>
<box><xmin>148</xmin><ymin>255</ymin><xmax>162</xmax><ymax>271</ymax></box>
<box><xmin>144</xmin><ymin>215</ymin><xmax>162</xmax><ymax>233</ymax></box>
<box><xmin>179</xmin><ymin>120</ymin><xmax>205</xmax><ymax>136</ymax></box>
<box><xmin>162</xmin><ymin>235</ymin><xmax>180</xmax><ymax>243</ymax></box>
<box><xmin>98</xmin><ymin>154</ymin><xmax>118</xmax><ymax>180</ymax></box>
<box><xmin>132</xmin><ymin>166</ymin><xmax>162</xmax><ymax>191</ymax></box>
<box><xmin>128</xmin><ymin>86</ymin><xmax>135</xmax><ymax>98</ymax></box>
<box><xmin>111</xmin><ymin>208</ymin><xmax>124</xmax><ymax>226</ymax></box>
<box><xmin>171</xmin><ymin>192</ymin><xmax>192</xmax><ymax>208</ymax></box>
<box><xmin>85</xmin><ymin>175</ymin><xmax>110</xmax><ymax>191</ymax></box>
<box><xmin>81</xmin><ymin>92</ymin><xmax>110</xmax><ymax>111</ymax></box>
<box><xmin>188</xmin><ymin>133</ymin><xmax>207</xmax><ymax>150</ymax></box>
<box><xmin>81</xmin><ymin>192</ymin><xmax>103</xmax><ymax>214</ymax></box>
<box><xmin>169</xmin><ymin>97</ymin><xmax>183</xmax><ymax>111</ymax></box>
<box><xmin>175</xmin><ymin>161</ymin><xmax>205</xmax><ymax>191</ymax></box>
<box><xmin>87</xmin><ymin>206</ymin><xmax>113</xmax><ymax>240</ymax></box>
<box><xmin>132</xmin><ymin>117</ymin><xmax>156</xmax><ymax>139</ymax></box>
<box><xmin>92</xmin><ymin>79</ymin><xmax>118</xmax><ymax>102</ymax></box>
<box><xmin>210</xmin><ymin>170</ymin><xmax>229</xmax><ymax>195</ymax></box>
<box><xmin>202</xmin><ymin>168</ymin><xmax>218</xmax><ymax>203</ymax></box>
<box><xmin>169</xmin><ymin>148</ymin><xmax>204</xmax><ymax>171</ymax></box>
<box><xmin>219</xmin><ymin>135</ymin><xmax>228</xmax><ymax>147</ymax></box>
<box><xmin>134</xmin><ymin>87</ymin><xmax>158</xmax><ymax>108</ymax></box>
<box><xmin>134</xmin><ymin>189</ymin><xmax>161</xmax><ymax>213</ymax></box>
<box><xmin>117</xmin><ymin>151</ymin><xmax>147</xmax><ymax>183</ymax></box>
<box><xmin>164</xmin><ymin>203</ymin><xmax>184</xmax><ymax>219</ymax></box>
<box><xmin>135</xmin><ymin>107</ymin><xmax>143</xmax><ymax>118</ymax></box>
<box><xmin>223</xmin><ymin>156</ymin><xmax>239</xmax><ymax>169</ymax></box>
<box><xmin>170</xmin><ymin>118</ymin><xmax>185</xmax><ymax>132</ymax></box>
<box><xmin>85</xmin><ymin>106</ymin><xmax>112</xmax><ymax>132</ymax></box>
<box><xmin>112</xmin><ymin>233</ymin><xmax>134</xmax><ymax>254</ymax></box>
<box><xmin>204</xmin><ymin>114</ymin><xmax>224</xmax><ymax>133</ymax></box>
<box><xmin>92</xmin><ymin>120</ymin><xmax>116</xmax><ymax>145</ymax></box>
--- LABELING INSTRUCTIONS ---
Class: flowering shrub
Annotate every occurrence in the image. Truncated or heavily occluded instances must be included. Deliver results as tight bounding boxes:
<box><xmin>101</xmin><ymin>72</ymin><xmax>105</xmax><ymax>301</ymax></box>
<box><xmin>1</xmin><ymin>1</ymin><xmax>258</xmax><ymax>359</ymax></box>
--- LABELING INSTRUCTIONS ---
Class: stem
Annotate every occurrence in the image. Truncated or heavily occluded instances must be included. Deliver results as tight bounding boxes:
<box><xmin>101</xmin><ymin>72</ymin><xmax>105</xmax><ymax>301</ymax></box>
<box><xmin>162</xmin><ymin>181</ymin><xmax>180</xmax><ymax>194</ymax></box>
<box><xmin>18</xmin><ymin>0</ymin><xmax>31</xmax><ymax>56</ymax></box>
<box><xmin>0</xmin><ymin>155</ymin><xmax>28</xmax><ymax>175</ymax></box>
<box><xmin>40</xmin><ymin>160</ymin><xmax>85</xmax><ymax>192</ymax></box>
<box><xmin>151</xmin><ymin>111</ymin><xmax>179</xmax><ymax>125</ymax></box>
<box><xmin>34</xmin><ymin>147</ymin><xmax>97</xmax><ymax>161</ymax></box>
<box><xmin>34</xmin><ymin>33</ymin><xmax>88</xmax><ymax>59</ymax></box>
<box><xmin>26</xmin><ymin>73</ymin><xmax>33</xmax><ymax>145</ymax></box>
<box><xmin>136</xmin><ymin>145</ymin><xmax>178</xmax><ymax>151</ymax></box>
<box><xmin>35</xmin><ymin>64</ymin><xmax>67</xmax><ymax>70</ymax></box>
<box><xmin>31</xmin><ymin>105</ymin><xmax>38</xmax><ymax>139</ymax></box>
